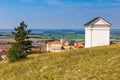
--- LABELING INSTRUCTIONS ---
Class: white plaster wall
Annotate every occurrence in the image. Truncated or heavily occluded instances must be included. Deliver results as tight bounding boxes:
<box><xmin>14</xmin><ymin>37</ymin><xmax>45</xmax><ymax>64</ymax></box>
<box><xmin>46</xmin><ymin>44</ymin><xmax>62</xmax><ymax>52</ymax></box>
<box><xmin>85</xmin><ymin>26</ymin><xmax>110</xmax><ymax>48</ymax></box>
<box><xmin>46</xmin><ymin>44</ymin><xmax>49</xmax><ymax>51</ymax></box>
<box><xmin>85</xmin><ymin>28</ymin><xmax>92</xmax><ymax>48</ymax></box>
<box><xmin>91</xmin><ymin>29</ymin><xmax>110</xmax><ymax>47</ymax></box>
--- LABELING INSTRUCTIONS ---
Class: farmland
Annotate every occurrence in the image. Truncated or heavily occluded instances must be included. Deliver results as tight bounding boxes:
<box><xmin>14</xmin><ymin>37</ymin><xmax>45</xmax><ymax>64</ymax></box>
<box><xmin>0</xmin><ymin>29</ymin><xmax>120</xmax><ymax>43</ymax></box>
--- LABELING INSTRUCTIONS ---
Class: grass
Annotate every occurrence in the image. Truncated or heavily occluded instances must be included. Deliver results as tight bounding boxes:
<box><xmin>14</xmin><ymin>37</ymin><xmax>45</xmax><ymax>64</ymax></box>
<box><xmin>0</xmin><ymin>43</ymin><xmax>120</xmax><ymax>80</ymax></box>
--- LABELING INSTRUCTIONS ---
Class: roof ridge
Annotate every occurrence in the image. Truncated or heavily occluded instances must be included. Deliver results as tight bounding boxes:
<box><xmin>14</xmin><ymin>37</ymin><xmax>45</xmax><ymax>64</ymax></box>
<box><xmin>84</xmin><ymin>17</ymin><xmax>111</xmax><ymax>26</ymax></box>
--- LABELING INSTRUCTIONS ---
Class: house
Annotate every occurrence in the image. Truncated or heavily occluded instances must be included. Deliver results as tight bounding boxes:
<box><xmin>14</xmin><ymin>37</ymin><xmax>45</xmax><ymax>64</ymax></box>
<box><xmin>31</xmin><ymin>47</ymin><xmax>40</xmax><ymax>52</ymax></box>
<box><xmin>31</xmin><ymin>41</ymin><xmax>40</xmax><ymax>47</ymax></box>
<box><xmin>0</xmin><ymin>44</ymin><xmax>12</xmax><ymax>61</ymax></box>
<box><xmin>62</xmin><ymin>40</ymin><xmax>70</xmax><ymax>50</ymax></box>
<box><xmin>84</xmin><ymin>17</ymin><xmax>111</xmax><ymax>48</ymax></box>
<box><xmin>63</xmin><ymin>40</ymin><xmax>69</xmax><ymax>46</ymax></box>
<box><xmin>31</xmin><ymin>40</ymin><xmax>47</xmax><ymax>53</ymax></box>
<box><xmin>0</xmin><ymin>44</ymin><xmax>11</xmax><ymax>51</ymax></box>
<box><xmin>74</xmin><ymin>41</ymin><xmax>84</xmax><ymax>49</ymax></box>
<box><xmin>46</xmin><ymin>42</ymin><xmax>62</xmax><ymax>52</ymax></box>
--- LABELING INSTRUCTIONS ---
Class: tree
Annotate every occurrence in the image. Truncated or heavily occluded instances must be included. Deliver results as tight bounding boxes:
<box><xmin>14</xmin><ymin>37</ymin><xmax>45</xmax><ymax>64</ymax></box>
<box><xmin>61</xmin><ymin>46</ymin><xmax>65</xmax><ymax>50</ymax></box>
<box><xmin>8</xmin><ymin>21</ymin><xmax>31</xmax><ymax>62</ymax></box>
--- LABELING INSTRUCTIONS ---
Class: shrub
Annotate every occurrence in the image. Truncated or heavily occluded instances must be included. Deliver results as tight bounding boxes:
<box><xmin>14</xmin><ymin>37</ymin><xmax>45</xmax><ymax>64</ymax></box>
<box><xmin>8</xmin><ymin>46</ymin><xmax>20</xmax><ymax>62</ymax></box>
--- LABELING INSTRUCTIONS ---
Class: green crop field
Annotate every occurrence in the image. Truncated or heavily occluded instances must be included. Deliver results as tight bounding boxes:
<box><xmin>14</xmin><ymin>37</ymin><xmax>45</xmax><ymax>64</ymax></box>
<box><xmin>63</xmin><ymin>33</ymin><xmax>84</xmax><ymax>39</ymax></box>
<box><xmin>0</xmin><ymin>43</ymin><xmax>120</xmax><ymax>80</ymax></box>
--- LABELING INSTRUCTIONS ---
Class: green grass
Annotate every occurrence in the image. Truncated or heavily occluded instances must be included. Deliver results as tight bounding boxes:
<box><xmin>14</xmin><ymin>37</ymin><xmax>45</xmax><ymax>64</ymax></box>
<box><xmin>0</xmin><ymin>43</ymin><xmax>120</xmax><ymax>80</ymax></box>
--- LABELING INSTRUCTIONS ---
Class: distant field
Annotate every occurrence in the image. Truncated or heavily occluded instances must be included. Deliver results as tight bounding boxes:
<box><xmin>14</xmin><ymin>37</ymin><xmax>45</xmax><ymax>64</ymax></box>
<box><xmin>29</xmin><ymin>38</ymin><xmax>50</xmax><ymax>41</ymax></box>
<box><xmin>0</xmin><ymin>33</ymin><xmax>119</xmax><ymax>43</ymax></box>
<box><xmin>0</xmin><ymin>34</ymin><xmax>85</xmax><ymax>42</ymax></box>
<box><xmin>0</xmin><ymin>29</ymin><xmax>120</xmax><ymax>41</ymax></box>
<box><xmin>111</xmin><ymin>36</ymin><xmax>120</xmax><ymax>39</ymax></box>
<box><xmin>0</xmin><ymin>43</ymin><xmax>120</xmax><ymax>80</ymax></box>
<box><xmin>63</xmin><ymin>33</ymin><xmax>84</xmax><ymax>39</ymax></box>
<box><xmin>0</xmin><ymin>38</ymin><xmax>50</xmax><ymax>42</ymax></box>
<box><xmin>0</xmin><ymin>38</ymin><xmax>14</xmax><ymax>42</ymax></box>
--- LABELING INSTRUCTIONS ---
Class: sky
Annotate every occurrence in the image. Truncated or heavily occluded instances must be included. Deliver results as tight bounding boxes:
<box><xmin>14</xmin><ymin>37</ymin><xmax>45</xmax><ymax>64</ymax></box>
<box><xmin>0</xmin><ymin>0</ymin><xmax>120</xmax><ymax>29</ymax></box>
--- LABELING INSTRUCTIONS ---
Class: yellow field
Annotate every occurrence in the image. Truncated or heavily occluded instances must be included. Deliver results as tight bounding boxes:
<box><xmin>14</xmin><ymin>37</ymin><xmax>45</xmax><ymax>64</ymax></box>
<box><xmin>0</xmin><ymin>38</ymin><xmax>15</xmax><ymax>42</ymax></box>
<box><xmin>0</xmin><ymin>38</ymin><xmax>49</xmax><ymax>42</ymax></box>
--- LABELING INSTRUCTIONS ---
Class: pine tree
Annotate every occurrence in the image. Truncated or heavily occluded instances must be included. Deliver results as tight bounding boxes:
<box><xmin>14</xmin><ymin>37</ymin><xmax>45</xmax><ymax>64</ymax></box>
<box><xmin>8</xmin><ymin>21</ymin><xmax>31</xmax><ymax>62</ymax></box>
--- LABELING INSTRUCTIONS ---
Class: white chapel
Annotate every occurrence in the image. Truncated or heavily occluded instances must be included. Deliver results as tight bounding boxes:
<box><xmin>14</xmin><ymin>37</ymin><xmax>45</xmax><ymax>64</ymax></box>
<box><xmin>84</xmin><ymin>17</ymin><xmax>112</xmax><ymax>48</ymax></box>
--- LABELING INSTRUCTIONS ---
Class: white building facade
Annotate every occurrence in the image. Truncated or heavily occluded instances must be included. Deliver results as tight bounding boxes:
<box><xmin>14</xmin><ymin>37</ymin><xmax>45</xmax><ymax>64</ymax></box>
<box><xmin>84</xmin><ymin>17</ymin><xmax>111</xmax><ymax>48</ymax></box>
<box><xmin>46</xmin><ymin>42</ymin><xmax>62</xmax><ymax>52</ymax></box>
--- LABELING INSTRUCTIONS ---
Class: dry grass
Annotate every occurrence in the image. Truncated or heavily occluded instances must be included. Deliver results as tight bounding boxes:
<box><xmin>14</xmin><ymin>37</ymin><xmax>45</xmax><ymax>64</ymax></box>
<box><xmin>27</xmin><ymin>54</ymin><xmax>40</xmax><ymax>58</ymax></box>
<box><xmin>0</xmin><ymin>38</ymin><xmax>15</xmax><ymax>42</ymax></box>
<box><xmin>0</xmin><ymin>43</ymin><xmax>120</xmax><ymax>80</ymax></box>
<box><xmin>0</xmin><ymin>38</ymin><xmax>49</xmax><ymax>42</ymax></box>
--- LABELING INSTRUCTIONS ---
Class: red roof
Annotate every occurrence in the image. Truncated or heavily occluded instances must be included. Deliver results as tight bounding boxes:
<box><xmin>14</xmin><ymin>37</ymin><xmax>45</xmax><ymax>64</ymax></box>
<box><xmin>47</xmin><ymin>42</ymin><xmax>62</xmax><ymax>44</ymax></box>
<box><xmin>0</xmin><ymin>44</ymin><xmax>12</xmax><ymax>51</ymax></box>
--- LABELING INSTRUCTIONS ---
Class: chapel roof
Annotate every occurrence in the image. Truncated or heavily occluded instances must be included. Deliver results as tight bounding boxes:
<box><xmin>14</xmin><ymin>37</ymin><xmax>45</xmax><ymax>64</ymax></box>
<box><xmin>84</xmin><ymin>17</ymin><xmax>112</xmax><ymax>26</ymax></box>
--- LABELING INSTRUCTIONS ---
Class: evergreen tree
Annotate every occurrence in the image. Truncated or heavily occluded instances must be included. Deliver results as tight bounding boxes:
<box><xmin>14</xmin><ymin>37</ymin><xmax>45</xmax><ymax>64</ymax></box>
<box><xmin>8</xmin><ymin>21</ymin><xmax>31</xmax><ymax>62</ymax></box>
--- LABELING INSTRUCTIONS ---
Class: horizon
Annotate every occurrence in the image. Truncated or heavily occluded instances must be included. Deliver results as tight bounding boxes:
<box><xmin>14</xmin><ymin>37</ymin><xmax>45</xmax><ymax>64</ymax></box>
<box><xmin>0</xmin><ymin>0</ymin><xmax>120</xmax><ymax>29</ymax></box>
<box><xmin>0</xmin><ymin>28</ymin><xmax>120</xmax><ymax>30</ymax></box>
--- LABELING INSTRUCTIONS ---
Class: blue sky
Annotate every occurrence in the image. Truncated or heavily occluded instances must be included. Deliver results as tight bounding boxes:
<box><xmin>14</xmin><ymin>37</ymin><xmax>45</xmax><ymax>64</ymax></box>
<box><xmin>0</xmin><ymin>0</ymin><xmax>120</xmax><ymax>29</ymax></box>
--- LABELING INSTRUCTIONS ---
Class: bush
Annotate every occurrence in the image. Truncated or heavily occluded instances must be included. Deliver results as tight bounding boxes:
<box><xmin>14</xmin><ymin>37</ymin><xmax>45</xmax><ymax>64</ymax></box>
<box><xmin>8</xmin><ymin>46</ymin><xmax>20</xmax><ymax>62</ymax></box>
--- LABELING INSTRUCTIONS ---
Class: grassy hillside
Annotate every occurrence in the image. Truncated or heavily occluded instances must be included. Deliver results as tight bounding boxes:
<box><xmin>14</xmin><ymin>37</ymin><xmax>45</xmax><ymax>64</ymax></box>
<box><xmin>0</xmin><ymin>43</ymin><xmax>120</xmax><ymax>80</ymax></box>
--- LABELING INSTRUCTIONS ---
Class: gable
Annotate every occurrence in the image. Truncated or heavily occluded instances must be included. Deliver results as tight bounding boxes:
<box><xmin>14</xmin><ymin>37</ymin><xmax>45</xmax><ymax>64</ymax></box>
<box><xmin>94</xmin><ymin>18</ymin><xmax>111</xmax><ymax>26</ymax></box>
<box><xmin>84</xmin><ymin>17</ymin><xmax>111</xmax><ymax>26</ymax></box>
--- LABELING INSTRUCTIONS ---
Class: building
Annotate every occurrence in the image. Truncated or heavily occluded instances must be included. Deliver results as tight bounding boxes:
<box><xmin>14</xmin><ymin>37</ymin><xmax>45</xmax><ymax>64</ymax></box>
<box><xmin>46</xmin><ymin>42</ymin><xmax>62</xmax><ymax>52</ymax></box>
<box><xmin>74</xmin><ymin>41</ymin><xmax>84</xmax><ymax>49</ymax></box>
<box><xmin>0</xmin><ymin>44</ymin><xmax>12</xmax><ymax>61</ymax></box>
<box><xmin>63</xmin><ymin>40</ymin><xmax>69</xmax><ymax>46</ymax></box>
<box><xmin>62</xmin><ymin>40</ymin><xmax>71</xmax><ymax>50</ymax></box>
<box><xmin>84</xmin><ymin>17</ymin><xmax>111</xmax><ymax>48</ymax></box>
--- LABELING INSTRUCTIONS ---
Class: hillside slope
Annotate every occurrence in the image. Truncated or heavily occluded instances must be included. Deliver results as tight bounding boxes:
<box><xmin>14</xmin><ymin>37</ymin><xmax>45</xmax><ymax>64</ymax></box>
<box><xmin>0</xmin><ymin>43</ymin><xmax>120</xmax><ymax>80</ymax></box>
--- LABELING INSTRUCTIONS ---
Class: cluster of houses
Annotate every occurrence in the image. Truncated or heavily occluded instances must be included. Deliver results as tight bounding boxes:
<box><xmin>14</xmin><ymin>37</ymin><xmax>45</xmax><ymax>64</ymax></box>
<box><xmin>0</xmin><ymin>43</ymin><xmax>12</xmax><ymax>61</ymax></box>
<box><xmin>31</xmin><ymin>39</ymin><xmax>84</xmax><ymax>53</ymax></box>
<box><xmin>0</xmin><ymin>17</ymin><xmax>114</xmax><ymax>61</ymax></box>
<box><xmin>46</xmin><ymin>40</ymin><xmax>83</xmax><ymax>52</ymax></box>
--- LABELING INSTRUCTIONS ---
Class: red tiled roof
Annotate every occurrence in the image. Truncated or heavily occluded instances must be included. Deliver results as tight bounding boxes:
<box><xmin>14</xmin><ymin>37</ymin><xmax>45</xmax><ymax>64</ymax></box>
<box><xmin>0</xmin><ymin>44</ymin><xmax>12</xmax><ymax>51</ymax></box>
<box><xmin>47</xmin><ymin>42</ymin><xmax>62</xmax><ymax>44</ymax></box>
